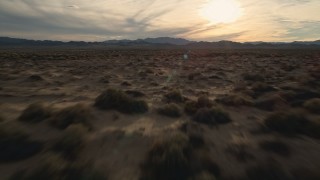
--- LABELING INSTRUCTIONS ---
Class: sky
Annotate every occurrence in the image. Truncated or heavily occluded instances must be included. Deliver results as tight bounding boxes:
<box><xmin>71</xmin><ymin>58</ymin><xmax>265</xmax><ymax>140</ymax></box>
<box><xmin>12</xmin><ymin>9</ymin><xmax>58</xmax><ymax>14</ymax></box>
<box><xmin>0</xmin><ymin>0</ymin><xmax>319</xmax><ymax>42</ymax></box>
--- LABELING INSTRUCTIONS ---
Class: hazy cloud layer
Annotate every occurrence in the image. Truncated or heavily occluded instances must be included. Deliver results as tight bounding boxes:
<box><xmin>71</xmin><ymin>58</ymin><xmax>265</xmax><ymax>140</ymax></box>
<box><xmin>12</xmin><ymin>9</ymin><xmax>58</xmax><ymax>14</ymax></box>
<box><xmin>0</xmin><ymin>0</ymin><xmax>319</xmax><ymax>41</ymax></box>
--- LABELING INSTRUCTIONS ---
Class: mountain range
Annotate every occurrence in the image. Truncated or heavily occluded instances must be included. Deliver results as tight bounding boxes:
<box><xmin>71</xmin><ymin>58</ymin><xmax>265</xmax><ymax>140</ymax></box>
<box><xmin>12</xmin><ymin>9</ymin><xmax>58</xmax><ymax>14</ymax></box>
<box><xmin>1</xmin><ymin>37</ymin><xmax>320</xmax><ymax>48</ymax></box>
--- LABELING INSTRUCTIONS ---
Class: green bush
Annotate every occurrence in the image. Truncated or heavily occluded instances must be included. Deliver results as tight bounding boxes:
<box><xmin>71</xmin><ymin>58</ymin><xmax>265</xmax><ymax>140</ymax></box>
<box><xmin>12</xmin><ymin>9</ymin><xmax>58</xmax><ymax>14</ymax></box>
<box><xmin>0</xmin><ymin>125</ymin><xmax>43</xmax><ymax>162</ymax></box>
<box><xmin>18</xmin><ymin>103</ymin><xmax>51</xmax><ymax>123</ymax></box>
<box><xmin>303</xmin><ymin>98</ymin><xmax>320</xmax><ymax>114</ymax></box>
<box><xmin>157</xmin><ymin>103</ymin><xmax>181</xmax><ymax>118</ymax></box>
<box><xmin>94</xmin><ymin>89</ymin><xmax>148</xmax><ymax>114</ymax></box>
<box><xmin>193</xmin><ymin>108</ymin><xmax>231</xmax><ymax>125</ymax></box>
<box><xmin>50</xmin><ymin>104</ymin><xmax>93</xmax><ymax>130</ymax></box>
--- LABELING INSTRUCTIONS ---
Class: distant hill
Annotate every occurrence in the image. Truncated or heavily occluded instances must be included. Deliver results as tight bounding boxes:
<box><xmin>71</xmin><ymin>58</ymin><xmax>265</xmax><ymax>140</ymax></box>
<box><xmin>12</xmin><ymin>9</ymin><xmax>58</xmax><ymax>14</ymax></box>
<box><xmin>142</xmin><ymin>37</ymin><xmax>193</xmax><ymax>45</ymax></box>
<box><xmin>1</xmin><ymin>36</ymin><xmax>320</xmax><ymax>48</ymax></box>
<box><xmin>103</xmin><ymin>37</ymin><xmax>192</xmax><ymax>45</ymax></box>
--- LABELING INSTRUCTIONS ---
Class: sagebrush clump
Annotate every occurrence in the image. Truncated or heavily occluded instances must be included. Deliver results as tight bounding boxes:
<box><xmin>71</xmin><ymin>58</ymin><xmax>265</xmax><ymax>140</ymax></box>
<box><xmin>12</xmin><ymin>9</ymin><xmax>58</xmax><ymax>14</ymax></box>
<box><xmin>164</xmin><ymin>90</ymin><xmax>185</xmax><ymax>103</ymax></box>
<box><xmin>94</xmin><ymin>88</ymin><xmax>148</xmax><ymax>114</ymax></box>
<box><xmin>193</xmin><ymin>107</ymin><xmax>231</xmax><ymax>125</ymax></box>
<box><xmin>264</xmin><ymin>111</ymin><xmax>320</xmax><ymax>138</ymax></box>
<box><xmin>0</xmin><ymin>125</ymin><xmax>43</xmax><ymax>162</ymax></box>
<box><xmin>216</xmin><ymin>94</ymin><xmax>253</xmax><ymax>106</ymax></box>
<box><xmin>157</xmin><ymin>103</ymin><xmax>181</xmax><ymax>118</ymax></box>
<box><xmin>140</xmin><ymin>132</ymin><xmax>220</xmax><ymax>180</ymax></box>
<box><xmin>52</xmin><ymin>124</ymin><xmax>87</xmax><ymax>160</ymax></box>
<box><xmin>50</xmin><ymin>104</ymin><xmax>93</xmax><ymax>130</ymax></box>
<box><xmin>18</xmin><ymin>103</ymin><xmax>52</xmax><ymax>123</ymax></box>
<box><xmin>303</xmin><ymin>98</ymin><xmax>320</xmax><ymax>114</ymax></box>
<box><xmin>184</xmin><ymin>96</ymin><xmax>213</xmax><ymax>115</ymax></box>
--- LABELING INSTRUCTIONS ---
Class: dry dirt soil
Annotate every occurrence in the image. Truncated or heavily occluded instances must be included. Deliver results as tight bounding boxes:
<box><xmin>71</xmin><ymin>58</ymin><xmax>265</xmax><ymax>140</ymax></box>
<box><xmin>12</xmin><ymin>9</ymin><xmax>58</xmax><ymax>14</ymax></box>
<box><xmin>0</xmin><ymin>47</ymin><xmax>320</xmax><ymax>180</ymax></box>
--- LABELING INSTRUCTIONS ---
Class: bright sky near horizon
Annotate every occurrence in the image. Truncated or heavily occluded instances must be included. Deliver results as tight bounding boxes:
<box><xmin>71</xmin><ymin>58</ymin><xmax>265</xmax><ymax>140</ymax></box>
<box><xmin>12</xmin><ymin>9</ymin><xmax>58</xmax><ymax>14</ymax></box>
<box><xmin>0</xmin><ymin>0</ymin><xmax>319</xmax><ymax>42</ymax></box>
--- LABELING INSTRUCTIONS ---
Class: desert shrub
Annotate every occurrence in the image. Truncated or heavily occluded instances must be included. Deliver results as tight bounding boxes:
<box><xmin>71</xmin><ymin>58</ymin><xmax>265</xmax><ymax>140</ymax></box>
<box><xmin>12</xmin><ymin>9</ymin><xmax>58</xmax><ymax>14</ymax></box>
<box><xmin>303</xmin><ymin>98</ymin><xmax>320</xmax><ymax>114</ymax></box>
<box><xmin>141</xmin><ymin>132</ymin><xmax>192</xmax><ymax>180</ymax></box>
<box><xmin>242</xmin><ymin>73</ymin><xmax>264</xmax><ymax>82</ymax></box>
<box><xmin>245</xmin><ymin>161</ymin><xmax>290</xmax><ymax>180</ymax></box>
<box><xmin>284</xmin><ymin>88</ymin><xmax>320</xmax><ymax>107</ymax></box>
<box><xmin>125</xmin><ymin>90</ymin><xmax>145</xmax><ymax>98</ymax></box>
<box><xmin>0</xmin><ymin>125</ymin><xmax>43</xmax><ymax>162</ymax></box>
<box><xmin>141</xmin><ymin>131</ymin><xmax>221</xmax><ymax>180</ymax></box>
<box><xmin>197</xmin><ymin>96</ymin><xmax>213</xmax><ymax>108</ymax></box>
<box><xmin>193</xmin><ymin>171</ymin><xmax>216</xmax><ymax>180</ymax></box>
<box><xmin>291</xmin><ymin>168</ymin><xmax>320</xmax><ymax>180</ymax></box>
<box><xmin>50</xmin><ymin>104</ymin><xmax>93</xmax><ymax>130</ymax></box>
<box><xmin>179</xmin><ymin>122</ymin><xmax>205</xmax><ymax>149</ymax></box>
<box><xmin>185</xmin><ymin>96</ymin><xmax>213</xmax><ymax>115</ymax></box>
<box><xmin>259</xmin><ymin>140</ymin><xmax>290</xmax><ymax>156</ymax></box>
<box><xmin>52</xmin><ymin>124</ymin><xmax>87</xmax><ymax>160</ymax></box>
<box><xmin>264</xmin><ymin>111</ymin><xmax>312</xmax><ymax>136</ymax></box>
<box><xmin>11</xmin><ymin>153</ymin><xmax>107</xmax><ymax>180</ymax></box>
<box><xmin>216</xmin><ymin>94</ymin><xmax>253</xmax><ymax>106</ymax></box>
<box><xmin>303</xmin><ymin>121</ymin><xmax>320</xmax><ymax>139</ymax></box>
<box><xmin>18</xmin><ymin>103</ymin><xmax>52</xmax><ymax>123</ymax></box>
<box><xmin>94</xmin><ymin>89</ymin><xmax>148</xmax><ymax>114</ymax></box>
<box><xmin>27</xmin><ymin>74</ymin><xmax>44</xmax><ymax>81</ymax></box>
<box><xmin>254</xmin><ymin>94</ymin><xmax>286</xmax><ymax>111</ymax></box>
<box><xmin>251</xmin><ymin>82</ymin><xmax>276</xmax><ymax>96</ymax></box>
<box><xmin>225</xmin><ymin>143</ymin><xmax>255</xmax><ymax>162</ymax></box>
<box><xmin>185</xmin><ymin>101</ymin><xmax>200</xmax><ymax>115</ymax></box>
<box><xmin>157</xmin><ymin>103</ymin><xmax>181</xmax><ymax>118</ymax></box>
<box><xmin>164</xmin><ymin>90</ymin><xmax>185</xmax><ymax>103</ymax></box>
<box><xmin>193</xmin><ymin>108</ymin><xmax>231</xmax><ymax>125</ymax></box>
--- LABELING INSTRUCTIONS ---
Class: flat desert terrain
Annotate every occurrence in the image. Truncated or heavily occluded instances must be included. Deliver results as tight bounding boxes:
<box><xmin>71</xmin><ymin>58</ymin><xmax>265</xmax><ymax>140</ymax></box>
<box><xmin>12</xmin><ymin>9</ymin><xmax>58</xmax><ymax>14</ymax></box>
<box><xmin>1</xmin><ymin>47</ymin><xmax>320</xmax><ymax>180</ymax></box>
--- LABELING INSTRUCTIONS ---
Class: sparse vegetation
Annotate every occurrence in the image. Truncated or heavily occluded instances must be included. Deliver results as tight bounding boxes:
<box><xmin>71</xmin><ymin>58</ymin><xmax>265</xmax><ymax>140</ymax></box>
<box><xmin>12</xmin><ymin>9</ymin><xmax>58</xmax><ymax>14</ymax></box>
<box><xmin>52</xmin><ymin>124</ymin><xmax>87</xmax><ymax>160</ymax></box>
<box><xmin>254</xmin><ymin>94</ymin><xmax>286</xmax><ymax>111</ymax></box>
<box><xmin>18</xmin><ymin>103</ymin><xmax>51</xmax><ymax>123</ymax></box>
<box><xmin>245</xmin><ymin>161</ymin><xmax>290</xmax><ymax>180</ymax></box>
<box><xmin>141</xmin><ymin>132</ymin><xmax>192</xmax><ymax>180</ymax></box>
<box><xmin>216</xmin><ymin>94</ymin><xmax>253</xmax><ymax>106</ymax></box>
<box><xmin>164</xmin><ymin>90</ymin><xmax>185</xmax><ymax>103</ymax></box>
<box><xmin>251</xmin><ymin>82</ymin><xmax>276</xmax><ymax>97</ymax></box>
<box><xmin>50</xmin><ymin>104</ymin><xmax>93</xmax><ymax>130</ymax></box>
<box><xmin>303</xmin><ymin>98</ymin><xmax>320</xmax><ymax>114</ymax></box>
<box><xmin>193</xmin><ymin>107</ymin><xmax>231</xmax><ymax>125</ymax></box>
<box><xmin>141</xmin><ymin>132</ymin><xmax>220</xmax><ymax>180</ymax></box>
<box><xmin>259</xmin><ymin>140</ymin><xmax>290</xmax><ymax>156</ymax></box>
<box><xmin>0</xmin><ymin>125</ymin><xmax>43</xmax><ymax>162</ymax></box>
<box><xmin>264</xmin><ymin>111</ymin><xmax>320</xmax><ymax>138</ymax></box>
<box><xmin>125</xmin><ymin>90</ymin><xmax>146</xmax><ymax>98</ymax></box>
<box><xmin>185</xmin><ymin>96</ymin><xmax>213</xmax><ymax>115</ymax></box>
<box><xmin>10</xmin><ymin>153</ymin><xmax>107</xmax><ymax>180</ymax></box>
<box><xmin>157</xmin><ymin>103</ymin><xmax>182</xmax><ymax>118</ymax></box>
<box><xmin>94</xmin><ymin>88</ymin><xmax>148</xmax><ymax>114</ymax></box>
<box><xmin>242</xmin><ymin>72</ymin><xmax>264</xmax><ymax>82</ymax></box>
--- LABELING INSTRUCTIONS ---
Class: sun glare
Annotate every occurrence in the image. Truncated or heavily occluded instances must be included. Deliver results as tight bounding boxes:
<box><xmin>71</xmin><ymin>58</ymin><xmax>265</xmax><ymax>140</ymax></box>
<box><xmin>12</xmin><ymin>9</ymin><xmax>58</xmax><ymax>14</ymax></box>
<box><xmin>200</xmin><ymin>0</ymin><xmax>243</xmax><ymax>24</ymax></box>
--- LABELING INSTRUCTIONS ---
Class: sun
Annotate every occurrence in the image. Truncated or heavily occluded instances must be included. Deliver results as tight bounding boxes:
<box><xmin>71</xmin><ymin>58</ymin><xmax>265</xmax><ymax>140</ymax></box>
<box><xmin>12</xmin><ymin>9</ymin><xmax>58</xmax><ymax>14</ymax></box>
<box><xmin>200</xmin><ymin>0</ymin><xmax>243</xmax><ymax>24</ymax></box>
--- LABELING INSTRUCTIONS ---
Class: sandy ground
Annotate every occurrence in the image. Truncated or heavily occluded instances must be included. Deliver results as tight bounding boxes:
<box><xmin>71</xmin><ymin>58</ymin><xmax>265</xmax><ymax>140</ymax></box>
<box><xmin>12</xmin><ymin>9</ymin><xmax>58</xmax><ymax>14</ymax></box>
<box><xmin>0</xmin><ymin>47</ymin><xmax>320</xmax><ymax>180</ymax></box>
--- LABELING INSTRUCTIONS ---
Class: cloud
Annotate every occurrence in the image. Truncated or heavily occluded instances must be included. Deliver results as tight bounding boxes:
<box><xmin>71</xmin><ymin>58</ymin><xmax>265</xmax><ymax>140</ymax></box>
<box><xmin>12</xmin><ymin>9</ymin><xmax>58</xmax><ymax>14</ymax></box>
<box><xmin>0</xmin><ymin>0</ymin><xmax>319</xmax><ymax>41</ymax></box>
